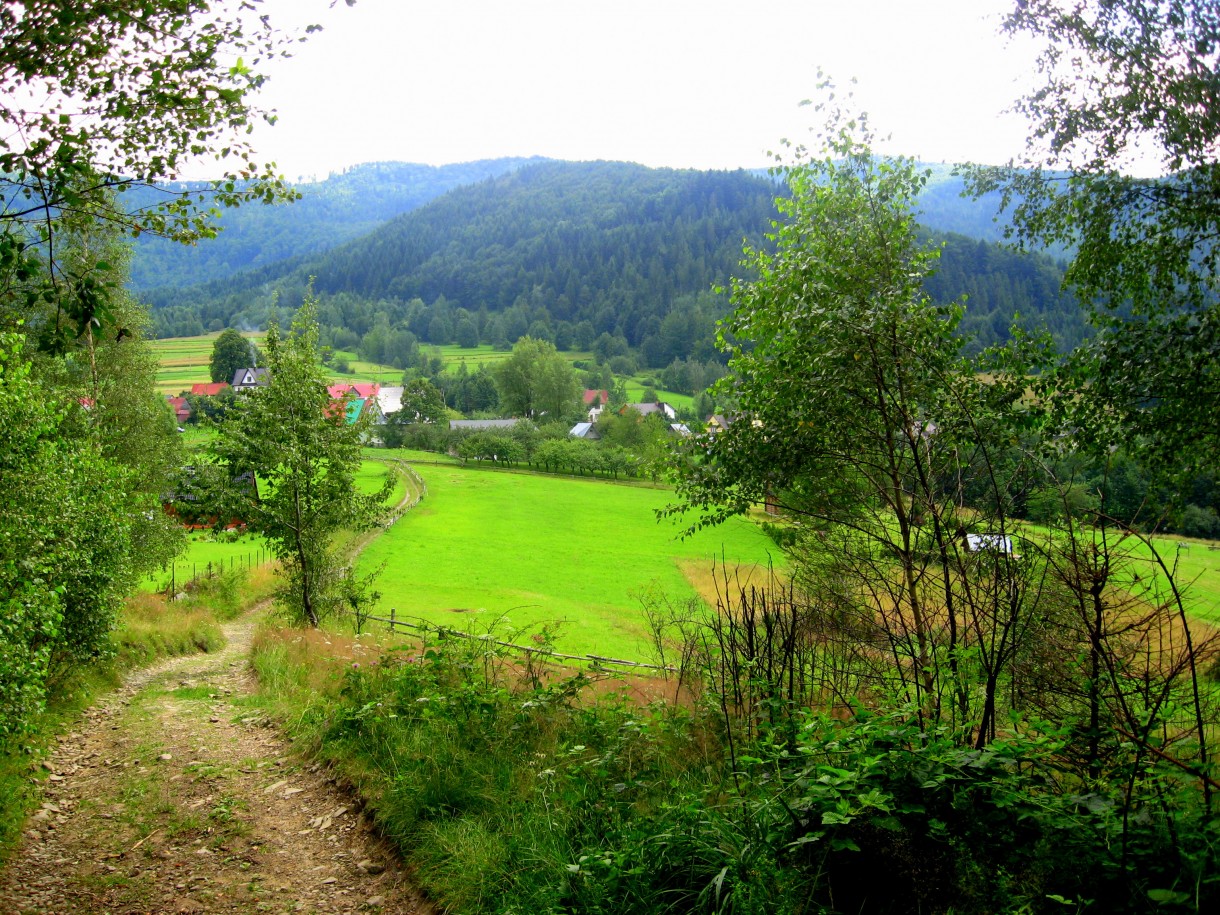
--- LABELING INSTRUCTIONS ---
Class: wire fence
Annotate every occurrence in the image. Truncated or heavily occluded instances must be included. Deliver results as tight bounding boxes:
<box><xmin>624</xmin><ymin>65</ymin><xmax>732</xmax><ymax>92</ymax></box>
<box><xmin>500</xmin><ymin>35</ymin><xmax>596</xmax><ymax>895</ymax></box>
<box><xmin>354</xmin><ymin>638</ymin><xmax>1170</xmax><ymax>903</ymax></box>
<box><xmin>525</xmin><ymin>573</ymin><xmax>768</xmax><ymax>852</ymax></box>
<box><xmin>364</xmin><ymin>610</ymin><xmax>676</xmax><ymax>674</ymax></box>
<box><xmin>151</xmin><ymin>547</ymin><xmax>274</xmax><ymax>595</ymax></box>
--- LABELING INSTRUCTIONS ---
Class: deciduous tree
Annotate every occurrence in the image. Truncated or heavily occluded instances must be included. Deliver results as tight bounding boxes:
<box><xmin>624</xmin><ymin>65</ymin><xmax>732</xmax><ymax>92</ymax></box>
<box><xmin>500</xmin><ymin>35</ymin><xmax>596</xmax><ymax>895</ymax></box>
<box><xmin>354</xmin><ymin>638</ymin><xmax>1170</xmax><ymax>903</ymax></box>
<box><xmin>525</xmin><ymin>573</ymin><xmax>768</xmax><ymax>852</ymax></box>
<box><xmin>667</xmin><ymin>102</ymin><xmax>1065</xmax><ymax>739</ymax></box>
<box><xmin>0</xmin><ymin>0</ymin><xmax>313</xmax><ymax>349</ymax></box>
<box><xmin>493</xmin><ymin>336</ymin><xmax>579</xmax><ymax>420</ymax></box>
<box><xmin>207</xmin><ymin>296</ymin><xmax>390</xmax><ymax>627</ymax></box>
<box><xmin>968</xmin><ymin>0</ymin><xmax>1220</xmax><ymax>479</ymax></box>
<box><xmin>210</xmin><ymin>328</ymin><xmax>262</xmax><ymax>384</ymax></box>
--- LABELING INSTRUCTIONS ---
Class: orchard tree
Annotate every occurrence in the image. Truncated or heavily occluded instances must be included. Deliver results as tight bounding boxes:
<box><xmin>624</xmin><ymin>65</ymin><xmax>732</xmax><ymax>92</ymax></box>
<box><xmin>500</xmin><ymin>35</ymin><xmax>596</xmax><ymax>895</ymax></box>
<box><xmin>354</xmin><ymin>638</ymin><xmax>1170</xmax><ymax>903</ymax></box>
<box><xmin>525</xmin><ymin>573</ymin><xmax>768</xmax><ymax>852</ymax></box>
<box><xmin>207</xmin><ymin>295</ymin><xmax>391</xmax><ymax>627</ymax></box>
<box><xmin>969</xmin><ymin>0</ymin><xmax>1220</xmax><ymax>479</ymax></box>
<box><xmin>210</xmin><ymin>328</ymin><xmax>262</xmax><ymax>384</ymax></box>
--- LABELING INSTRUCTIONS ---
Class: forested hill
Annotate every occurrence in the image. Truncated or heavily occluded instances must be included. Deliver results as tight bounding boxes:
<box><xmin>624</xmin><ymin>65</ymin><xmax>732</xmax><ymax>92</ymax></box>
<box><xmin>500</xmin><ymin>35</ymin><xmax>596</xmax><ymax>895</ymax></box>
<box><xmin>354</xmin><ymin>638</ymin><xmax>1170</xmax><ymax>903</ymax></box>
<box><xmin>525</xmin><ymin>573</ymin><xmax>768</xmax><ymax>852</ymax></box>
<box><xmin>148</xmin><ymin>161</ymin><xmax>779</xmax><ymax>343</ymax></box>
<box><xmin>148</xmin><ymin>159</ymin><xmax>1085</xmax><ymax>355</ymax></box>
<box><xmin>127</xmin><ymin>158</ymin><xmax>545</xmax><ymax>289</ymax></box>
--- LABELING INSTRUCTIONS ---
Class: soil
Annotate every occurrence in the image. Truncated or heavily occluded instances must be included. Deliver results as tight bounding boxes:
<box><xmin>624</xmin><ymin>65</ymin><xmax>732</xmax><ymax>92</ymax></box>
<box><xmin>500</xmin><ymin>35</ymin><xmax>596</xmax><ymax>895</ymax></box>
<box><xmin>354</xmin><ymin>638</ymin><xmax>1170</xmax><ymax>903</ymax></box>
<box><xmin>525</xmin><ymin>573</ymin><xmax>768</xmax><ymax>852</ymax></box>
<box><xmin>0</xmin><ymin>612</ymin><xmax>431</xmax><ymax>915</ymax></box>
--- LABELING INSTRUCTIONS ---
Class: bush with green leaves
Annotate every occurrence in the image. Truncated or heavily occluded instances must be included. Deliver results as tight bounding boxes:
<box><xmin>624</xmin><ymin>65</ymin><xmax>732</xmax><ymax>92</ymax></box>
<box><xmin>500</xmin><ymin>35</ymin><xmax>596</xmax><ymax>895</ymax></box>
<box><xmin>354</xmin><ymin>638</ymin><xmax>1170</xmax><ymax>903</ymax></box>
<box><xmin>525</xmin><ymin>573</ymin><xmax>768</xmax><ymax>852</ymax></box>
<box><xmin>0</xmin><ymin>334</ymin><xmax>135</xmax><ymax>737</ymax></box>
<box><xmin>257</xmin><ymin>615</ymin><xmax>1220</xmax><ymax>915</ymax></box>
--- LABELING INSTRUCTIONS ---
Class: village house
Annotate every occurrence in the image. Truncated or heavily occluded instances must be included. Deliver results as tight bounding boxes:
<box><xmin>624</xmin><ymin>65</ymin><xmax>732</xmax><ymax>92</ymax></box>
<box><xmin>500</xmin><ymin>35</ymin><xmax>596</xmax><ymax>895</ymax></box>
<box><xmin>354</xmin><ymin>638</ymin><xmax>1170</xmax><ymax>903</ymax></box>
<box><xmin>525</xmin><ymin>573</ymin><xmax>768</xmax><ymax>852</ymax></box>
<box><xmin>374</xmin><ymin>385</ymin><xmax>404</xmax><ymax>418</ymax></box>
<box><xmin>230</xmin><ymin>366</ymin><xmax>270</xmax><ymax>393</ymax></box>
<box><xmin>582</xmin><ymin>388</ymin><xmax>611</xmax><ymax>422</ymax></box>
<box><xmin>166</xmin><ymin>395</ymin><xmax>192</xmax><ymax>425</ymax></box>
<box><xmin>190</xmin><ymin>381</ymin><xmax>229</xmax><ymax>397</ymax></box>
<box><xmin>622</xmin><ymin>401</ymin><xmax>677</xmax><ymax>420</ymax></box>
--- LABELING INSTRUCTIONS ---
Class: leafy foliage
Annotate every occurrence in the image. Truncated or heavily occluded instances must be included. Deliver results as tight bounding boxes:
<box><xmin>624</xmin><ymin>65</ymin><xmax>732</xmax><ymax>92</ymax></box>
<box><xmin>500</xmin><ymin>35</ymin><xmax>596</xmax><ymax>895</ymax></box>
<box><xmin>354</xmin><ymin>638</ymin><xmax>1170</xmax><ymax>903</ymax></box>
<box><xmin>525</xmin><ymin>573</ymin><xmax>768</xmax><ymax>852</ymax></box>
<box><xmin>209</xmin><ymin>328</ymin><xmax>261</xmax><ymax>385</ymax></box>
<box><xmin>206</xmin><ymin>296</ymin><xmax>390</xmax><ymax>626</ymax></box>
<box><xmin>0</xmin><ymin>334</ymin><xmax>137</xmax><ymax>736</ymax></box>
<box><xmin>493</xmin><ymin>336</ymin><xmax>580</xmax><ymax>420</ymax></box>
<box><xmin>967</xmin><ymin>0</ymin><xmax>1220</xmax><ymax>479</ymax></box>
<box><xmin>0</xmin><ymin>0</ymin><xmax>305</xmax><ymax>352</ymax></box>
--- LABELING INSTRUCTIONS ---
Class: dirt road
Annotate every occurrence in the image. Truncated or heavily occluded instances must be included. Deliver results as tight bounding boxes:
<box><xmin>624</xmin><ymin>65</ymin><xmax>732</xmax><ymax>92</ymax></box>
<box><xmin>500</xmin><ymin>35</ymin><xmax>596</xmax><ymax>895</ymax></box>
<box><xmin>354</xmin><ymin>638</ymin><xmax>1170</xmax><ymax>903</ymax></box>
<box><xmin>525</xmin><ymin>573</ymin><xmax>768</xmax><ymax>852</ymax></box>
<box><xmin>0</xmin><ymin>612</ymin><xmax>429</xmax><ymax>915</ymax></box>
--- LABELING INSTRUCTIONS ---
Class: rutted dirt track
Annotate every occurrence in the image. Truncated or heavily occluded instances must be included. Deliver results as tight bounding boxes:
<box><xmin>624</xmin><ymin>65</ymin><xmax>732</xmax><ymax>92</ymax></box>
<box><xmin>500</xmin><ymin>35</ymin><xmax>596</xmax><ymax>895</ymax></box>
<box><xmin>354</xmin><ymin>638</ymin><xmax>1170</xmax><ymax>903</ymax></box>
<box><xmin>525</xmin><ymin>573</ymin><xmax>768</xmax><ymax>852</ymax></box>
<box><xmin>0</xmin><ymin>612</ymin><xmax>430</xmax><ymax>915</ymax></box>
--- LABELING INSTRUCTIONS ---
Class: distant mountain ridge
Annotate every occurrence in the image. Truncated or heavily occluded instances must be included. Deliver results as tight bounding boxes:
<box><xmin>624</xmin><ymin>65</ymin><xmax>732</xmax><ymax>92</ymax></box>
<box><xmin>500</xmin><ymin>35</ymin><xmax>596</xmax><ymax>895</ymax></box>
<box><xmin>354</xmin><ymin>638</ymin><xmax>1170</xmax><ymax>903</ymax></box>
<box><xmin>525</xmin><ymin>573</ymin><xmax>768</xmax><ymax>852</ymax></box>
<box><xmin>131</xmin><ymin>157</ymin><xmax>1024</xmax><ymax>296</ymax></box>
<box><xmin>127</xmin><ymin>157</ymin><xmax>548</xmax><ymax>290</ymax></box>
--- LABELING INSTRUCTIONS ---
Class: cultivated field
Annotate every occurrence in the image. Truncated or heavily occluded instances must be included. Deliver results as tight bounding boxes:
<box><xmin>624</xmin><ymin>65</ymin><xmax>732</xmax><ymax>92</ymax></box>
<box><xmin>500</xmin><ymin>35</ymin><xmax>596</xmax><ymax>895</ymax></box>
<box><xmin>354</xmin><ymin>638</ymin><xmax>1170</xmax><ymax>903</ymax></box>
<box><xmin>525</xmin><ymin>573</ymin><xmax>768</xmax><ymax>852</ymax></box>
<box><xmin>149</xmin><ymin>334</ymin><xmax>702</xmax><ymax>413</ymax></box>
<box><xmin>355</xmin><ymin>459</ymin><xmax>780</xmax><ymax>660</ymax></box>
<box><xmin>149</xmin><ymin>332</ymin><xmax>266</xmax><ymax>394</ymax></box>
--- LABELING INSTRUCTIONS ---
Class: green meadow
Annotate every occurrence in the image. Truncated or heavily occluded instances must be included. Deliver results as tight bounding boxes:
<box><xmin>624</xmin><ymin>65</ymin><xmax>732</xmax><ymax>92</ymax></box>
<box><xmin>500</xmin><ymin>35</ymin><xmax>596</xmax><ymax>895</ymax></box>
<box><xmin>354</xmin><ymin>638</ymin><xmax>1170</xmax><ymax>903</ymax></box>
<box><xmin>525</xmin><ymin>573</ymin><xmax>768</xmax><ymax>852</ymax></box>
<box><xmin>142</xmin><ymin>530</ymin><xmax>272</xmax><ymax>592</ymax></box>
<box><xmin>355</xmin><ymin>461</ymin><xmax>780</xmax><ymax>661</ymax></box>
<box><xmin>1105</xmin><ymin>533</ymin><xmax>1220</xmax><ymax>624</ymax></box>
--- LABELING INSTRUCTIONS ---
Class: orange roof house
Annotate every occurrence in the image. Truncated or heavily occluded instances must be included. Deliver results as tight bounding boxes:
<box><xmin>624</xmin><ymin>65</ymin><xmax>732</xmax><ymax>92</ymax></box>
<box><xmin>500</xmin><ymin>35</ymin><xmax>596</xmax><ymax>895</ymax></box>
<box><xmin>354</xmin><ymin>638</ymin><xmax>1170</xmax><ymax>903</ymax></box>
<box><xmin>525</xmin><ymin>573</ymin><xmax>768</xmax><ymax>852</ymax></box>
<box><xmin>190</xmin><ymin>382</ymin><xmax>230</xmax><ymax>397</ymax></box>
<box><xmin>328</xmin><ymin>382</ymin><xmax>381</xmax><ymax>400</ymax></box>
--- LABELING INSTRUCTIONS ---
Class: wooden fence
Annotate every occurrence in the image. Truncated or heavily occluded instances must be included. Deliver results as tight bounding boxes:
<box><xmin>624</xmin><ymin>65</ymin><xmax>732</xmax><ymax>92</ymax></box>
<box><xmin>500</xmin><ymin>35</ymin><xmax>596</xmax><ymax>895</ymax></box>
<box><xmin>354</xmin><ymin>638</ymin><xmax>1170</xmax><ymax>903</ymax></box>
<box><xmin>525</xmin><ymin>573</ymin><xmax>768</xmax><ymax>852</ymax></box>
<box><xmin>379</xmin><ymin>460</ymin><xmax>427</xmax><ymax>528</ymax></box>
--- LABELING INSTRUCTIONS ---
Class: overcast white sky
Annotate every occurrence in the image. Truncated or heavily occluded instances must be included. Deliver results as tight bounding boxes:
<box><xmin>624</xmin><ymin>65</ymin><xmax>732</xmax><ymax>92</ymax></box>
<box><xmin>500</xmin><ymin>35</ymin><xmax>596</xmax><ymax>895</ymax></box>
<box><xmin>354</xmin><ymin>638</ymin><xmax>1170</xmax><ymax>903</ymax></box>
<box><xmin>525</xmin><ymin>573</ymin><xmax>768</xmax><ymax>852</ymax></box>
<box><xmin>243</xmin><ymin>0</ymin><xmax>1040</xmax><ymax>183</ymax></box>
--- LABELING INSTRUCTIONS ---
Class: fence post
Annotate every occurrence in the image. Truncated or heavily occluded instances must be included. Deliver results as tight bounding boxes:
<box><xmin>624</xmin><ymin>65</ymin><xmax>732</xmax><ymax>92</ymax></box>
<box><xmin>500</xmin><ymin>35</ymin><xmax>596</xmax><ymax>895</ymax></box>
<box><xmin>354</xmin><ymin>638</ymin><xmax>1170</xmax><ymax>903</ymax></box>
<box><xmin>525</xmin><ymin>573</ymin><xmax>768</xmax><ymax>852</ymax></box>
<box><xmin>390</xmin><ymin>607</ymin><xmax>396</xmax><ymax>631</ymax></box>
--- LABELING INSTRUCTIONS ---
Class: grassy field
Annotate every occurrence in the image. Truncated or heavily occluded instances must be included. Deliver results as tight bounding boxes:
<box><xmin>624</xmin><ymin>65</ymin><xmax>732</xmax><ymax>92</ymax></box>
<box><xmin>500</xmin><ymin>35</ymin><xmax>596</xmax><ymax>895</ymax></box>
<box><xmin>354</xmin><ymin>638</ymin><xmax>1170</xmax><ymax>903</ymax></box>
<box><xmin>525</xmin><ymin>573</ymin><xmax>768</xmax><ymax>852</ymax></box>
<box><xmin>1101</xmin><ymin>531</ymin><xmax>1220</xmax><ymax>624</ymax></box>
<box><xmin>142</xmin><ymin>530</ymin><xmax>273</xmax><ymax>593</ymax></box>
<box><xmin>354</xmin><ymin>460</ymin><xmax>780</xmax><ymax>661</ymax></box>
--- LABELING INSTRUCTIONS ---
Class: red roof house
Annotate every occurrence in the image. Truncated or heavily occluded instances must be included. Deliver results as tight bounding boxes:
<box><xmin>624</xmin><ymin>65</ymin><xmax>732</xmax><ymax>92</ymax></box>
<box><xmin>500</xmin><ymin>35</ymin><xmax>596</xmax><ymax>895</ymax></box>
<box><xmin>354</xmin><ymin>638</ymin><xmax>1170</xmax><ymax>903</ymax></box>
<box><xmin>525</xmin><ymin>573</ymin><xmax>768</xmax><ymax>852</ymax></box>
<box><xmin>190</xmin><ymin>382</ymin><xmax>230</xmax><ymax>397</ymax></box>
<box><xmin>328</xmin><ymin>382</ymin><xmax>381</xmax><ymax>400</ymax></box>
<box><xmin>166</xmin><ymin>395</ymin><xmax>192</xmax><ymax>424</ymax></box>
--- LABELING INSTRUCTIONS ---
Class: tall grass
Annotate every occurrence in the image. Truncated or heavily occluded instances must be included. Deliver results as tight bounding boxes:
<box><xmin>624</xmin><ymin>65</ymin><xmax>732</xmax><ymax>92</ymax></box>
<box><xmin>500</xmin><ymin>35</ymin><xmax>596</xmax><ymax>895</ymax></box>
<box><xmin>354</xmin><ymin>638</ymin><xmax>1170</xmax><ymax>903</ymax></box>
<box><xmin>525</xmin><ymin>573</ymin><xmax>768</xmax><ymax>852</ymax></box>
<box><xmin>246</xmin><ymin>592</ymin><xmax>1219</xmax><ymax>915</ymax></box>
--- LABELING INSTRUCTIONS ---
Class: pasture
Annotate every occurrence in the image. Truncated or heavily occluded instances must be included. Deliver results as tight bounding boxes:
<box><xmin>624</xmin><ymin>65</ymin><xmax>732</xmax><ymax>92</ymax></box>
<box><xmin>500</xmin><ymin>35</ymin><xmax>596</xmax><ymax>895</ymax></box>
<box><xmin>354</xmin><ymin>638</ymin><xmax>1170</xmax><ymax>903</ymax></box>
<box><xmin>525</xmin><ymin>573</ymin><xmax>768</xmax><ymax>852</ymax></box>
<box><xmin>355</xmin><ymin>460</ymin><xmax>780</xmax><ymax>660</ymax></box>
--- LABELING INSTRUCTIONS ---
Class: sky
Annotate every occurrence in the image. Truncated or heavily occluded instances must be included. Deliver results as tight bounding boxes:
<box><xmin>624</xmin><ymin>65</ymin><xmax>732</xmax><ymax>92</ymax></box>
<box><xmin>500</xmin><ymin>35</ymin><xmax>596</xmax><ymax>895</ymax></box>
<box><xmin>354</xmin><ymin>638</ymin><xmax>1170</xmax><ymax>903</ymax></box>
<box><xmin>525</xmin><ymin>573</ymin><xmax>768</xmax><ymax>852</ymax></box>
<box><xmin>242</xmin><ymin>0</ymin><xmax>1041</xmax><ymax>183</ymax></box>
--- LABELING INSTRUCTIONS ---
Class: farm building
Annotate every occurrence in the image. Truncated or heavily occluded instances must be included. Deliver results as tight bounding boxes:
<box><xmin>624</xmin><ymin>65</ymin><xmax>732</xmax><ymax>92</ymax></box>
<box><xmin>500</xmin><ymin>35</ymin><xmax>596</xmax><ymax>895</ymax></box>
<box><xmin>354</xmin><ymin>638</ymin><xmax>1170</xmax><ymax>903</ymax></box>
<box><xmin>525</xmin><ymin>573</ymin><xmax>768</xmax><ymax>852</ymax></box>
<box><xmin>569</xmin><ymin>422</ymin><xmax>601</xmax><ymax>439</ymax></box>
